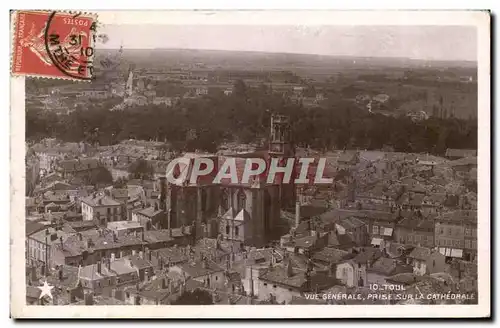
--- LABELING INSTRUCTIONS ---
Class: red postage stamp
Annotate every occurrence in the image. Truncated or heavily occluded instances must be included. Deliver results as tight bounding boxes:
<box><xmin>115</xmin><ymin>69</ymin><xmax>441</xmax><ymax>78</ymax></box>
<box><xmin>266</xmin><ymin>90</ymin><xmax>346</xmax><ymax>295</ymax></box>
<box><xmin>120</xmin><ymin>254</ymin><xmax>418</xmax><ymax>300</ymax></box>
<box><xmin>11</xmin><ymin>10</ymin><xmax>97</xmax><ymax>80</ymax></box>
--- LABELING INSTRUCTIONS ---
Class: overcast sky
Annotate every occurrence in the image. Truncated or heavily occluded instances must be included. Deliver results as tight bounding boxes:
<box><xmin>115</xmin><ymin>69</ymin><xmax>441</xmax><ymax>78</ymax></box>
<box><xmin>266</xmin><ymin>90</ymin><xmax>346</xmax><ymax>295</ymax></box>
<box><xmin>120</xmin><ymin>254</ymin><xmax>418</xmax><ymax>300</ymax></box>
<box><xmin>99</xmin><ymin>25</ymin><xmax>477</xmax><ymax>62</ymax></box>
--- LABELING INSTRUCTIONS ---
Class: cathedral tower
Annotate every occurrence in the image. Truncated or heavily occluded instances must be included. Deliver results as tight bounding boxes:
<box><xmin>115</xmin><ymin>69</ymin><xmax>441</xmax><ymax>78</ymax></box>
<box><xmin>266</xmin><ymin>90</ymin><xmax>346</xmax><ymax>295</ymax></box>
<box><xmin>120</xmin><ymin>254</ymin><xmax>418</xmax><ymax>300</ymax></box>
<box><xmin>269</xmin><ymin>114</ymin><xmax>294</xmax><ymax>157</ymax></box>
<box><xmin>268</xmin><ymin>114</ymin><xmax>296</xmax><ymax>209</ymax></box>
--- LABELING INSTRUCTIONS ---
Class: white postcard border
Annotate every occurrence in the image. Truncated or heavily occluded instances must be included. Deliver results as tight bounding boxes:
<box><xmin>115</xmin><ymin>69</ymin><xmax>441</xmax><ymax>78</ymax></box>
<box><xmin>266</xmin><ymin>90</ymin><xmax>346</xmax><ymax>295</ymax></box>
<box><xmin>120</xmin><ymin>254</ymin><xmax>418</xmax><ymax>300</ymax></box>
<box><xmin>10</xmin><ymin>10</ymin><xmax>491</xmax><ymax>318</ymax></box>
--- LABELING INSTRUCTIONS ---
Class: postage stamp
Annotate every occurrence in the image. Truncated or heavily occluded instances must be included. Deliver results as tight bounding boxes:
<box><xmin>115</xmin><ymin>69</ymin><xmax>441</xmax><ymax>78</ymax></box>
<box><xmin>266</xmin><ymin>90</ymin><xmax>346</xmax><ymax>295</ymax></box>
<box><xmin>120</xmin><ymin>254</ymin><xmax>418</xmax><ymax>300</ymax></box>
<box><xmin>11</xmin><ymin>10</ymin><xmax>97</xmax><ymax>80</ymax></box>
<box><xmin>9</xmin><ymin>10</ymin><xmax>490</xmax><ymax>319</ymax></box>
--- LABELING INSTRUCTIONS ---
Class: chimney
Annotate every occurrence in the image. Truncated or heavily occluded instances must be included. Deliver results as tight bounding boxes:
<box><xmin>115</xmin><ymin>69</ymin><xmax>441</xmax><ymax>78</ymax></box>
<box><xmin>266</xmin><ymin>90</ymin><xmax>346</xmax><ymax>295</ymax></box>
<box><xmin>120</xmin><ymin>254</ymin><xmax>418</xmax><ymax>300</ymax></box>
<box><xmin>159</xmin><ymin>177</ymin><xmax>166</xmax><ymax>211</ymax></box>
<box><xmin>286</xmin><ymin>259</ymin><xmax>294</xmax><ymax>277</ymax></box>
<box><xmin>161</xmin><ymin>277</ymin><xmax>167</xmax><ymax>289</ymax></box>
<box><xmin>295</xmin><ymin>201</ymin><xmax>301</xmax><ymax>228</ymax></box>
<box><xmin>97</xmin><ymin>261</ymin><xmax>102</xmax><ymax>274</ymax></box>
<box><xmin>202</xmin><ymin>256</ymin><xmax>208</xmax><ymax>269</ymax></box>
<box><xmin>84</xmin><ymin>292</ymin><xmax>94</xmax><ymax>305</ymax></box>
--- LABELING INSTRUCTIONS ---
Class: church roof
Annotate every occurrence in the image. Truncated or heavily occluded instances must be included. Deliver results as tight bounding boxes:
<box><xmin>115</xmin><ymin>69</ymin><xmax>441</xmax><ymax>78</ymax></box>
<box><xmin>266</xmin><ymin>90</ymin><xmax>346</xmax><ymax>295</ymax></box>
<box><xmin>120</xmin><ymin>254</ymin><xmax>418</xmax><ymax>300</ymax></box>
<box><xmin>234</xmin><ymin>209</ymin><xmax>250</xmax><ymax>222</ymax></box>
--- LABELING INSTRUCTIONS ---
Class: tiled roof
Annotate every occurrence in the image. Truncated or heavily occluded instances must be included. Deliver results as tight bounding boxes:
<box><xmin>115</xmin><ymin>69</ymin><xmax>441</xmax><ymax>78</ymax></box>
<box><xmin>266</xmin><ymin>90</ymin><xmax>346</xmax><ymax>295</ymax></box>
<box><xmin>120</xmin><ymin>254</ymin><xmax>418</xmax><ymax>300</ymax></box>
<box><xmin>26</xmin><ymin>221</ymin><xmax>46</xmax><ymax>236</ymax></box>
<box><xmin>337</xmin><ymin>217</ymin><xmax>365</xmax><ymax>230</ymax></box>
<box><xmin>46</xmin><ymin>265</ymin><xmax>80</xmax><ymax>289</ymax></box>
<box><xmin>408</xmin><ymin>246</ymin><xmax>431</xmax><ymax>261</ymax></box>
<box><xmin>312</xmin><ymin>247</ymin><xmax>349</xmax><ymax>264</ymax></box>
<box><xmin>74</xmin><ymin>295</ymin><xmax>127</xmax><ymax>305</ymax></box>
<box><xmin>327</xmin><ymin>232</ymin><xmax>356</xmax><ymax>249</ymax></box>
<box><xmin>178</xmin><ymin>260</ymin><xmax>224</xmax><ymax>278</ymax></box>
<box><xmin>155</xmin><ymin>247</ymin><xmax>189</xmax><ymax>264</ymax></box>
<box><xmin>59</xmin><ymin>158</ymin><xmax>100</xmax><ymax>172</ymax></box>
<box><xmin>351</xmin><ymin>247</ymin><xmax>382</xmax><ymax>265</ymax></box>
<box><xmin>136</xmin><ymin>206</ymin><xmax>163</xmax><ymax>218</ymax></box>
<box><xmin>144</xmin><ymin>230</ymin><xmax>174</xmax><ymax>244</ymax></box>
<box><xmin>369</xmin><ymin>257</ymin><xmax>398</xmax><ymax>276</ymax></box>
<box><xmin>82</xmin><ymin>194</ymin><xmax>121</xmax><ymax>207</ymax></box>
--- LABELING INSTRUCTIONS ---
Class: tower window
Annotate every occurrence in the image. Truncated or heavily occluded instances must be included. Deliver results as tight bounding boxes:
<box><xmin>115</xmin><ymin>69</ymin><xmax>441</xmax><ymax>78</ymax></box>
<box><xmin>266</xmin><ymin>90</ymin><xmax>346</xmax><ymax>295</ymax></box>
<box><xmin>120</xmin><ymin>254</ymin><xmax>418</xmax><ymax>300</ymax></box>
<box><xmin>221</xmin><ymin>190</ymin><xmax>229</xmax><ymax>211</ymax></box>
<box><xmin>237</xmin><ymin>190</ymin><xmax>246</xmax><ymax>211</ymax></box>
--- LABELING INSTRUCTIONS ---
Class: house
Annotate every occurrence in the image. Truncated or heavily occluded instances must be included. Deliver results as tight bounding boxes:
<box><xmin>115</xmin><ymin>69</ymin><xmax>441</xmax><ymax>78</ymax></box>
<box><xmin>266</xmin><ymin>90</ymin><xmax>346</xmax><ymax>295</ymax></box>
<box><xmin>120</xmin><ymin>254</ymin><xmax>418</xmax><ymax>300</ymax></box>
<box><xmin>170</xmin><ymin>257</ymin><xmax>225</xmax><ymax>290</ymax></box>
<box><xmin>280</xmin><ymin>230</ymin><xmax>328</xmax><ymax>255</ymax></box>
<box><xmin>353</xmin><ymin>210</ymin><xmax>398</xmax><ymax>245</ymax></box>
<box><xmin>57</xmin><ymin>158</ymin><xmax>103</xmax><ymax>180</ymax></box>
<box><xmin>335</xmin><ymin>248</ymin><xmax>381</xmax><ymax>288</ymax></box>
<box><xmin>445</xmin><ymin>149</ymin><xmax>477</xmax><ymax>160</ymax></box>
<box><xmin>366</xmin><ymin>256</ymin><xmax>412</xmax><ymax>286</ymax></box>
<box><xmin>338</xmin><ymin>151</ymin><xmax>360</xmax><ymax>169</ymax></box>
<box><xmin>150</xmin><ymin>246</ymin><xmax>190</xmax><ymax>269</ymax></box>
<box><xmin>394</xmin><ymin>218</ymin><xmax>435</xmax><ymax>248</ymax></box>
<box><xmin>27</xmin><ymin>227</ymin><xmax>68</xmax><ymax>269</ymax></box>
<box><xmin>407</xmin><ymin>247</ymin><xmax>446</xmax><ymax>276</ymax></box>
<box><xmin>81</xmin><ymin>194</ymin><xmax>123</xmax><ymax>225</ymax></box>
<box><xmin>326</xmin><ymin>230</ymin><xmax>357</xmax><ymax>250</ymax></box>
<box><xmin>257</xmin><ymin>259</ymin><xmax>336</xmax><ymax>304</ymax></box>
<box><xmin>45</xmin><ymin>265</ymin><xmax>85</xmax><ymax>304</ymax></box>
<box><xmin>131</xmin><ymin>205</ymin><xmax>165</xmax><ymax>230</ymax></box>
<box><xmin>448</xmin><ymin>157</ymin><xmax>477</xmax><ymax>175</ymax></box>
<box><xmin>78</xmin><ymin>257</ymin><xmax>148</xmax><ymax>294</ymax></box>
<box><xmin>107</xmin><ymin>221</ymin><xmax>144</xmax><ymax>237</ymax></box>
<box><xmin>335</xmin><ymin>217</ymin><xmax>368</xmax><ymax>246</ymax></box>
<box><xmin>435</xmin><ymin>210</ymin><xmax>477</xmax><ymax>261</ymax></box>
<box><xmin>312</xmin><ymin>247</ymin><xmax>351</xmax><ymax>268</ymax></box>
<box><xmin>52</xmin><ymin>230</ymin><xmax>145</xmax><ymax>267</ymax></box>
<box><xmin>124</xmin><ymin>274</ymin><xmax>204</xmax><ymax>305</ymax></box>
<box><xmin>143</xmin><ymin>230</ymin><xmax>180</xmax><ymax>250</ymax></box>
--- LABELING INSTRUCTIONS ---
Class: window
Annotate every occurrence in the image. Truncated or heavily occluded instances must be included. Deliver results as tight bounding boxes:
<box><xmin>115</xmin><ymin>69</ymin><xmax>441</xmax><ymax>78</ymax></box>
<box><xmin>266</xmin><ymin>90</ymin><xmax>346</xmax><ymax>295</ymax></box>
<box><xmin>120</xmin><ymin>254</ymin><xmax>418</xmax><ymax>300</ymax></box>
<box><xmin>372</xmin><ymin>225</ymin><xmax>379</xmax><ymax>235</ymax></box>
<box><xmin>465</xmin><ymin>240</ymin><xmax>471</xmax><ymax>249</ymax></box>
<box><xmin>107</xmin><ymin>208</ymin><xmax>111</xmax><ymax>215</ymax></box>
<box><xmin>273</xmin><ymin>285</ymin><xmax>277</xmax><ymax>289</ymax></box>
<box><xmin>225</xmin><ymin>225</ymin><xmax>230</xmax><ymax>235</ymax></box>
<box><xmin>215</xmin><ymin>276</ymin><xmax>218</xmax><ymax>281</ymax></box>
<box><xmin>264</xmin><ymin>283</ymin><xmax>268</xmax><ymax>287</ymax></box>
<box><xmin>237</xmin><ymin>191</ymin><xmax>246</xmax><ymax>211</ymax></box>
<box><xmin>113</xmin><ymin>207</ymin><xmax>117</xmax><ymax>214</ymax></box>
<box><xmin>235</xmin><ymin>226</ymin><xmax>239</xmax><ymax>237</ymax></box>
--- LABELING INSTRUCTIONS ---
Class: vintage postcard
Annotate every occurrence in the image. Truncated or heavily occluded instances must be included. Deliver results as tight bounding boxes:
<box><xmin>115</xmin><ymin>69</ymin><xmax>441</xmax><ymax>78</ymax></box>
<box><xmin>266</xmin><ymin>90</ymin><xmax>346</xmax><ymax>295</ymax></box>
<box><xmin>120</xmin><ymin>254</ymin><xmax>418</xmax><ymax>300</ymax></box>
<box><xmin>10</xmin><ymin>10</ymin><xmax>490</xmax><ymax>318</ymax></box>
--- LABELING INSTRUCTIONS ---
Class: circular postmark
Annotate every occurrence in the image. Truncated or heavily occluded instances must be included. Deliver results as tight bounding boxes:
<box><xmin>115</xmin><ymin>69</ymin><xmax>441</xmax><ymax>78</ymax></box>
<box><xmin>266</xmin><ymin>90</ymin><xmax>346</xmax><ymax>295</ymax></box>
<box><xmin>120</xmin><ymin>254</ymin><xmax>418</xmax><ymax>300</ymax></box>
<box><xmin>44</xmin><ymin>11</ymin><xmax>96</xmax><ymax>81</ymax></box>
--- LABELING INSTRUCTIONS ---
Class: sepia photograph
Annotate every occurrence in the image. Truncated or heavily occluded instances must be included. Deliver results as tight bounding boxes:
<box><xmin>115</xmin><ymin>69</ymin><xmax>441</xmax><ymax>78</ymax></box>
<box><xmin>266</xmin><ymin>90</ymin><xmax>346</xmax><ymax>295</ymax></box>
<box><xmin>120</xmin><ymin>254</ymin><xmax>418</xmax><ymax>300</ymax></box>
<box><xmin>10</xmin><ymin>10</ymin><xmax>490</xmax><ymax>318</ymax></box>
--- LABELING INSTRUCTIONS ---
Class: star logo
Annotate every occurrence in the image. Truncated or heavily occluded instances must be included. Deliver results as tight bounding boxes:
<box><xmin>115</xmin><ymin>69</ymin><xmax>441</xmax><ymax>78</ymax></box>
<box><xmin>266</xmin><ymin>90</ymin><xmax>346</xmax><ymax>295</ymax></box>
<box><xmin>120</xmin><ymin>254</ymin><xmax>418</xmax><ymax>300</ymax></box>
<box><xmin>37</xmin><ymin>281</ymin><xmax>54</xmax><ymax>299</ymax></box>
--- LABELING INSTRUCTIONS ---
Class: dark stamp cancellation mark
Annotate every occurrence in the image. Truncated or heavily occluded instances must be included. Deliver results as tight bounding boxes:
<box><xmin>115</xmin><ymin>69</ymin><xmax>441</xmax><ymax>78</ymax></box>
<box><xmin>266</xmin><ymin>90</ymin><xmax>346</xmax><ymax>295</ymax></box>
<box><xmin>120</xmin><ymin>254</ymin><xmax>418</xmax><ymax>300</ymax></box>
<box><xmin>12</xmin><ymin>10</ymin><xmax>97</xmax><ymax>80</ymax></box>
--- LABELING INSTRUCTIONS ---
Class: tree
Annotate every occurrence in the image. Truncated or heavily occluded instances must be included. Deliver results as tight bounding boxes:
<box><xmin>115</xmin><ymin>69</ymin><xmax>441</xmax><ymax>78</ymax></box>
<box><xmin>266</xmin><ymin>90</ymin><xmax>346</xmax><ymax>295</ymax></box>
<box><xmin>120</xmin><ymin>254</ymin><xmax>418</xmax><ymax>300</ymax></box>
<box><xmin>128</xmin><ymin>159</ymin><xmax>154</xmax><ymax>180</ymax></box>
<box><xmin>171</xmin><ymin>289</ymin><xmax>214</xmax><ymax>305</ymax></box>
<box><xmin>85</xmin><ymin>167</ymin><xmax>113</xmax><ymax>186</ymax></box>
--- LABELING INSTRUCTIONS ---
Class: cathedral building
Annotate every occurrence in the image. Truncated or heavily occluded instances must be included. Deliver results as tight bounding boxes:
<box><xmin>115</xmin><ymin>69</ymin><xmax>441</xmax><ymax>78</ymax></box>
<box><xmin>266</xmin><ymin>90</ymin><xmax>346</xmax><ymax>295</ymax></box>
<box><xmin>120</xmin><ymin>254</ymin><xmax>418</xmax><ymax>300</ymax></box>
<box><xmin>162</xmin><ymin>115</ymin><xmax>297</xmax><ymax>247</ymax></box>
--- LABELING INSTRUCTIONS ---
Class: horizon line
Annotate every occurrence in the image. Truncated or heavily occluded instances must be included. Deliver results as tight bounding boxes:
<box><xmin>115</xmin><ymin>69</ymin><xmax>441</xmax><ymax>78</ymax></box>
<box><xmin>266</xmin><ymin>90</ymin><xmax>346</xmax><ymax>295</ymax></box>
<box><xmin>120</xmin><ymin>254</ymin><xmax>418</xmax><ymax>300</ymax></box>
<box><xmin>97</xmin><ymin>47</ymin><xmax>478</xmax><ymax>65</ymax></box>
